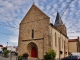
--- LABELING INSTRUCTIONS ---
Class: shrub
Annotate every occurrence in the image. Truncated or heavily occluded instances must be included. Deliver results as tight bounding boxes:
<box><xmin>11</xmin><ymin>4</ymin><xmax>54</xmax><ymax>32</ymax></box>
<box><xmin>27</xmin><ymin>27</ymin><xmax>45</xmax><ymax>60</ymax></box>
<box><xmin>4</xmin><ymin>50</ymin><xmax>9</xmax><ymax>58</ymax></box>
<box><xmin>44</xmin><ymin>49</ymin><xmax>56</xmax><ymax>60</ymax></box>
<box><xmin>4</xmin><ymin>50</ymin><xmax>9</xmax><ymax>55</ymax></box>
<box><xmin>2</xmin><ymin>47</ymin><xmax>7</xmax><ymax>52</ymax></box>
<box><xmin>23</xmin><ymin>53</ymin><xmax>29</xmax><ymax>58</ymax></box>
<box><xmin>18</xmin><ymin>56</ymin><xmax>23</xmax><ymax>60</ymax></box>
<box><xmin>44</xmin><ymin>52</ymin><xmax>51</xmax><ymax>60</ymax></box>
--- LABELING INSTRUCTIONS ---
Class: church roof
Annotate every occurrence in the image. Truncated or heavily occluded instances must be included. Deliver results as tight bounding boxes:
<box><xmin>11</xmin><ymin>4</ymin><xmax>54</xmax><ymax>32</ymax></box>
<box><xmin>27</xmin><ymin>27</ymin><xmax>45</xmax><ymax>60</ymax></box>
<box><xmin>0</xmin><ymin>44</ymin><xmax>3</xmax><ymax>47</ymax></box>
<box><xmin>50</xmin><ymin>23</ymin><xmax>68</xmax><ymax>38</ymax></box>
<box><xmin>54</xmin><ymin>12</ymin><xmax>63</xmax><ymax>26</ymax></box>
<box><xmin>68</xmin><ymin>39</ymin><xmax>79</xmax><ymax>42</ymax></box>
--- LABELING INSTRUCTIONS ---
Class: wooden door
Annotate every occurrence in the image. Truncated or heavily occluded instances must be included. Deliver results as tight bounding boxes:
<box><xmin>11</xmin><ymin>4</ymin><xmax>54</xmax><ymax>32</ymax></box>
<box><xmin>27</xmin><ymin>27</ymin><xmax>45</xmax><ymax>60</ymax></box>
<box><xmin>31</xmin><ymin>47</ymin><xmax>37</xmax><ymax>58</ymax></box>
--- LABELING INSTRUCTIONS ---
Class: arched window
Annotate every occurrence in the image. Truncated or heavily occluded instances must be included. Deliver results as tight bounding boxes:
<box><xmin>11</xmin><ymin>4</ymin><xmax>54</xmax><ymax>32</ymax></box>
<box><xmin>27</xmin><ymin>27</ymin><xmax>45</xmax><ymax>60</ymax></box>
<box><xmin>32</xmin><ymin>30</ymin><xmax>34</xmax><ymax>38</ymax></box>
<box><xmin>55</xmin><ymin>32</ymin><xmax>57</xmax><ymax>46</ymax></box>
<box><xmin>62</xmin><ymin>38</ymin><xmax>63</xmax><ymax>48</ymax></box>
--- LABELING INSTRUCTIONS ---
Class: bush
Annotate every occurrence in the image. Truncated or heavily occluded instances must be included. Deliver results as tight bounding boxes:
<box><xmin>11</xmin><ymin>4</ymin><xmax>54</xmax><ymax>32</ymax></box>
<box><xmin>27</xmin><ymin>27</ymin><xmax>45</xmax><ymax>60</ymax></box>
<box><xmin>2</xmin><ymin>47</ymin><xmax>7</xmax><ymax>52</ymax></box>
<box><xmin>23</xmin><ymin>53</ymin><xmax>29</xmax><ymax>58</ymax></box>
<box><xmin>4</xmin><ymin>50</ymin><xmax>9</xmax><ymax>55</ymax></box>
<box><xmin>4</xmin><ymin>50</ymin><xmax>9</xmax><ymax>58</ymax></box>
<box><xmin>44</xmin><ymin>49</ymin><xmax>56</xmax><ymax>60</ymax></box>
<box><xmin>18</xmin><ymin>56</ymin><xmax>23</xmax><ymax>60</ymax></box>
<box><xmin>18</xmin><ymin>53</ymin><xmax>28</xmax><ymax>60</ymax></box>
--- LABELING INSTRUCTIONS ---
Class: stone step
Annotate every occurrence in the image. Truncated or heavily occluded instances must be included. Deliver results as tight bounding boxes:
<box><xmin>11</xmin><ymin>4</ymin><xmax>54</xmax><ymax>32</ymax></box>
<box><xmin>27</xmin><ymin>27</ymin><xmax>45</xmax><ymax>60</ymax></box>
<box><xmin>28</xmin><ymin>57</ymin><xmax>43</xmax><ymax>60</ymax></box>
<box><xmin>28</xmin><ymin>57</ymin><xmax>37</xmax><ymax>60</ymax></box>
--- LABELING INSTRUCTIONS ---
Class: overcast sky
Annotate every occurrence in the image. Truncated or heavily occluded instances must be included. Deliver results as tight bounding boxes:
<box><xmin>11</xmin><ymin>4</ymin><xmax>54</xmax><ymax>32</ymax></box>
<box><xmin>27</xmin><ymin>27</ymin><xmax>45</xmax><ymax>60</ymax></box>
<box><xmin>0</xmin><ymin>0</ymin><xmax>80</xmax><ymax>46</ymax></box>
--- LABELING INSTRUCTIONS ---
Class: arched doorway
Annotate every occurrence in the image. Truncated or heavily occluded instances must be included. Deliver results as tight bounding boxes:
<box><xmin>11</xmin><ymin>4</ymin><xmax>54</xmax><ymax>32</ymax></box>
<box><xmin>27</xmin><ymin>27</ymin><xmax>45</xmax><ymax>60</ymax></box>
<box><xmin>27</xmin><ymin>42</ymin><xmax>38</xmax><ymax>58</ymax></box>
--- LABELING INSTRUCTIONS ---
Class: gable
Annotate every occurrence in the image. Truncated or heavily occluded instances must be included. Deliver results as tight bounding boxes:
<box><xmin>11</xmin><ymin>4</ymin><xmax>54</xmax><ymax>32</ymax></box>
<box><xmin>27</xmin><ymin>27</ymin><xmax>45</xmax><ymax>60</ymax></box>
<box><xmin>20</xmin><ymin>4</ymin><xmax>50</xmax><ymax>24</ymax></box>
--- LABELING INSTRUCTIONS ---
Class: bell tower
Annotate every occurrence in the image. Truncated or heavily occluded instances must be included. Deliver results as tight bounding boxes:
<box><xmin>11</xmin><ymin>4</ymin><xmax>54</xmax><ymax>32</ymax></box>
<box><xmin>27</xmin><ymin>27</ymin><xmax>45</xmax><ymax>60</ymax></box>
<box><xmin>54</xmin><ymin>12</ymin><xmax>67</xmax><ymax>36</ymax></box>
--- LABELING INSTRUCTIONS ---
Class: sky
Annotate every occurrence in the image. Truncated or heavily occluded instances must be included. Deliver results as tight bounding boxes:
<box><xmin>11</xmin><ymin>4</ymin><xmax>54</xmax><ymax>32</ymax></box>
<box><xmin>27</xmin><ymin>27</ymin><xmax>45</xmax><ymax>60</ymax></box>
<box><xmin>0</xmin><ymin>0</ymin><xmax>80</xmax><ymax>46</ymax></box>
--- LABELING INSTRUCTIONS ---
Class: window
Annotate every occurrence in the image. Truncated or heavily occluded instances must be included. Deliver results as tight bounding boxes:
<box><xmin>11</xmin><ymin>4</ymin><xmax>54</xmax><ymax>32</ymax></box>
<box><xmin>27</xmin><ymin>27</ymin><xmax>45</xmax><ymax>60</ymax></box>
<box><xmin>55</xmin><ymin>32</ymin><xmax>57</xmax><ymax>46</ymax></box>
<box><xmin>62</xmin><ymin>38</ymin><xmax>63</xmax><ymax>48</ymax></box>
<box><xmin>32</xmin><ymin>30</ymin><xmax>34</xmax><ymax>38</ymax></box>
<box><xmin>62</xmin><ymin>39</ymin><xmax>64</xmax><ymax>48</ymax></box>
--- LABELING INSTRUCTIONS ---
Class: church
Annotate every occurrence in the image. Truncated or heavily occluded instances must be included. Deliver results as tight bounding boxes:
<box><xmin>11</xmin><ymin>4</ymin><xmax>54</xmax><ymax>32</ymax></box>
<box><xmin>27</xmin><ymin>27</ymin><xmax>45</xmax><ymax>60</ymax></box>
<box><xmin>18</xmin><ymin>4</ymin><xmax>68</xmax><ymax>59</ymax></box>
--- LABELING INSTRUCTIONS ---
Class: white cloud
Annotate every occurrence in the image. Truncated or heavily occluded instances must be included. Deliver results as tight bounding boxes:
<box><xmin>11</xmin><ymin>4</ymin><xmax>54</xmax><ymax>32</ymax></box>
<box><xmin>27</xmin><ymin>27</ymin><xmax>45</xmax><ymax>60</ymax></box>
<box><xmin>70</xmin><ymin>3</ymin><xmax>75</xmax><ymax>8</ymax></box>
<box><xmin>0</xmin><ymin>0</ymin><xmax>80</xmax><ymax>46</ymax></box>
<box><xmin>34</xmin><ymin>0</ymin><xmax>39</xmax><ymax>6</ymax></box>
<box><xmin>78</xmin><ymin>0</ymin><xmax>80</xmax><ymax>5</ymax></box>
<box><xmin>61</xmin><ymin>2</ymin><xmax>66</xmax><ymax>8</ymax></box>
<box><xmin>42</xmin><ymin>0</ymin><xmax>47</xmax><ymax>3</ymax></box>
<box><xmin>59</xmin><ymin>0</ymin><xmax>63</xmax><ymax>2</ymax></box>
<box><xmin>4</xmin><ymin>1</ymin><xmax>13</xmax><ymax>8</ymax></box>
<box><xmin>9</xmin><ymin>36</ymin><xmax>18</xmax><ymax>46</ymax></box>
<box><xmin>66</xmin><ymin>0</ymin><xmax>70</xmax><ymax>3</ymax></box>
<box><xmin>46</xmin><ymin>5</ymin><xmax>51</xmax><ymax>10</ymax></box>
<box><xmin>9</xmin><ymin>36</ymin><xmax>18</xmax><ymax>43</ymax></box>
<box><xmin>53</xmin><ymin>4</ymin><xmax>58</xmax><ymax>8</ymax></box>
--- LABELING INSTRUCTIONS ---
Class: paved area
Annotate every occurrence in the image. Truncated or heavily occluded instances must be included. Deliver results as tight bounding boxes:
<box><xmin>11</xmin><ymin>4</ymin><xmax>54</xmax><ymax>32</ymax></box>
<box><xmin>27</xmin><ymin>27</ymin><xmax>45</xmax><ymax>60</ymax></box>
<box><xmin>0</xmin><ymin>53</ymin><xmax>17</xmax><ymax>60</ymax></box>
<box><xmin>0</xmin><ymin>53</ymin><xmax>40</xmax><ymax>60</ymax></box>
<box><xmin>0</xmin><ymin>56</ymin><xmax>37</xmax><ymax>60</ymax></box>
<box><xmin>0</xmin><ymin>56</ymin><xmax>16</xmax><ymax>60</ymax></box>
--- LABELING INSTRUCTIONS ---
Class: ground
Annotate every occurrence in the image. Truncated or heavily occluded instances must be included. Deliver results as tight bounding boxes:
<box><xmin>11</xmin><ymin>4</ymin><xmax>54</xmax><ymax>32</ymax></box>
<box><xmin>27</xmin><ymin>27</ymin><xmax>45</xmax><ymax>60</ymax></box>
<box><xmin>0</xmin><ymin>53</ymin><xmax>38</xmax><ymax>60</ymax></box>
<box><xmin>0</xmin><ymin>53</ymin><xmax>16</xmax><ymax>60</ymax></box>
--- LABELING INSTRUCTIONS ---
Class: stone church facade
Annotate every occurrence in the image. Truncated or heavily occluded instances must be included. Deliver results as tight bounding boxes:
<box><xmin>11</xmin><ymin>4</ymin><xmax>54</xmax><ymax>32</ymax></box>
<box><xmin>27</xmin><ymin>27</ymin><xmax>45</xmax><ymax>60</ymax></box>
<box><xmin>18</xmin><ymin>4</ymin><xmax>68</xmax><ymax>59</ymax></box>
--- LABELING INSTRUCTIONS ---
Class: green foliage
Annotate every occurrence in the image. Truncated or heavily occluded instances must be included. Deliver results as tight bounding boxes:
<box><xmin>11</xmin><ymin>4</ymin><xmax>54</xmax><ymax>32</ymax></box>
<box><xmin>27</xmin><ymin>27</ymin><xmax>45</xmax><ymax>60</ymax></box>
<box><xmin>18</xmin><ymin>56</ymin><xmax>23</xmax><ymax>60</ymax></box>
<box><xmin>2</xmin><ymin>47</ymin><xmax>7</xmax><ymax>52</ymax></box>
<box><xmin>3</xmin><ymin>50</ymin><xmax>9</xmax><ymax>58</ymax></box>
<box><xmin>2</xmin><ymin>47</ymin><xmax>9</xmax><ymax>55</ymax></box>
<box><xmin>23</xmin><ymin>53</ymin><xmax>29</xmax><ymax>58</ymax></box>
<box><xmin>44</xmin><ymin>49</ymin><xmax>56</xmax><ymax>60</ymax></box>
<box><xmin>4</xmin><ymin>50</ymin><xmax>9</xmax><ymax>55</ymax></box>
<box><xmin>18</xmin><ymin>53</ymin><xmax>28</xmax><ymax>60</ymax></box>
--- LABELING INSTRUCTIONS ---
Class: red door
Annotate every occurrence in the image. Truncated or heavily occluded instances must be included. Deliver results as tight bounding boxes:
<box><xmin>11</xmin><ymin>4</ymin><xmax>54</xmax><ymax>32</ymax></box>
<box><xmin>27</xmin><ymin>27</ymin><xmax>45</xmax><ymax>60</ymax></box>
<box><xmin>31</xmin><ymin>47</ymin><xmax>37</xmax><ymax>58</ymax></box>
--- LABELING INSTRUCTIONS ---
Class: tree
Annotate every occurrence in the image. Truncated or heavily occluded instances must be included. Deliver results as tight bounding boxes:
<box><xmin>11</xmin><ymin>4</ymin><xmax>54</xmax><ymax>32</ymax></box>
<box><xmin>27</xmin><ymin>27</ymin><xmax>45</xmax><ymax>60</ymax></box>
<box><xmin>2</xmin><ymin>47</ymin><xmax>7</xmax><ymax>52</ymax></box>
<box><xmin>2</xmin><ymin>47</ymin><xmax>9</xmax><ymax>58</ymax></box>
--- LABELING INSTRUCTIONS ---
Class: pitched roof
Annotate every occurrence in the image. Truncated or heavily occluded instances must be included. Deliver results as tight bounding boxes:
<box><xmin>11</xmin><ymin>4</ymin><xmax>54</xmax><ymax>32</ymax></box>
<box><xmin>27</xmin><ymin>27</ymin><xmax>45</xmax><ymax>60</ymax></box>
<box><xmin>0</xmin><ymin>45</ymin><xmax>3</xmax><ymax>47</ymax></box>
<box><xmin>49</xmin><ymin>23</ymin><xmax>68</xmax><ymax>38</ymax></box>
<box><xmin>54</xmin><ymin>12</ymin><xmax>64</xmax><ymax>26</ymax></box>
<box><xmin>68</xmin><ymin>39</ymin><xmax>79</xmax><ymax>42</ymax></box>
